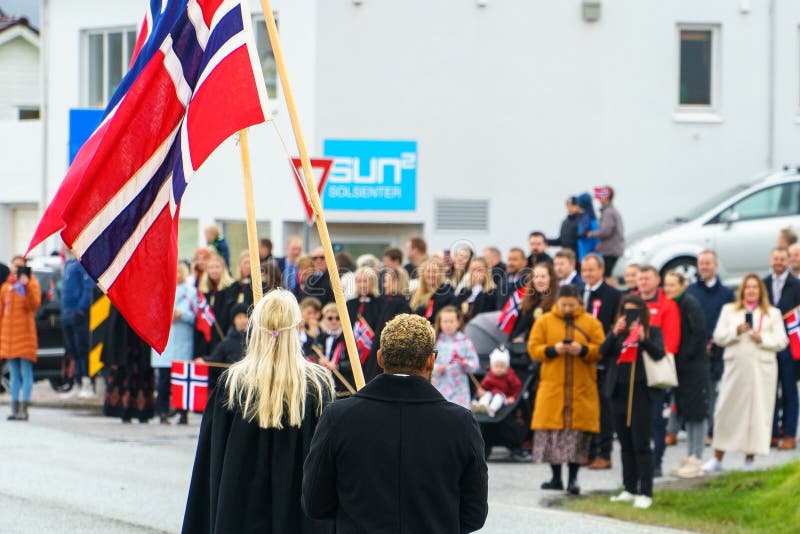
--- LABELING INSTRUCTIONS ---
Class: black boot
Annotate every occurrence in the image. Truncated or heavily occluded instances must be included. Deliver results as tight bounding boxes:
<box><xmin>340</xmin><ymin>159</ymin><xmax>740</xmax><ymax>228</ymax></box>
<box><xmin>177</xmin><ymin>411</ymin><xmax>188</xmax><ymax>425</ymax></box>
<box><xmin>567</xmin><ymin>463</ymin><xmax>580</xmax><ymax>495</ymax></box>
<box><xmin>18</xmin><ymin>402</ymin><xmax>29</xmax><ymax>421</ymax></box>
<box><xmin>7</xmin><ymin>401</ymin><xmax>19</xmax><ymax>420</ymax></box>
<box><xmin>541</xmin><ymin>464</ymin><xmax>564</xmax><ymax>490</ymax></box>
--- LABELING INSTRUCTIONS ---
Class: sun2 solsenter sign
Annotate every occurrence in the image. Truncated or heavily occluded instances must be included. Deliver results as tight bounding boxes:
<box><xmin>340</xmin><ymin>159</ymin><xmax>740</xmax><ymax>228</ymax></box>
<box><xmin>322</xmin><ymin>140</ymin><xmax>417</xmax><ymax>211</ymax></box>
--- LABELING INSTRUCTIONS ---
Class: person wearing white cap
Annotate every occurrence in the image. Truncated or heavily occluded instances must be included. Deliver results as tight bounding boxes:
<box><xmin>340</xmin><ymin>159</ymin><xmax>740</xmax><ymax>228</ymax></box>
<box><xmin>472</xmin><ymin>347</ymin><xmax>522</xmax><ymax>417</ymax></box>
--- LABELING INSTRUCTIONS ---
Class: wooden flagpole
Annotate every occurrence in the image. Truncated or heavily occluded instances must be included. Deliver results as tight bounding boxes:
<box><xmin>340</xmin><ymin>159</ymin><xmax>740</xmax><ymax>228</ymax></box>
<box><xmin>238</xmin><ymin>129</ymin><xmax>264</xmax><ymax>306</ymax></box>
<box><xmin>258</xmin><ymin>0</ymin><xmax>365</xmax><ymax>390</ymax></box>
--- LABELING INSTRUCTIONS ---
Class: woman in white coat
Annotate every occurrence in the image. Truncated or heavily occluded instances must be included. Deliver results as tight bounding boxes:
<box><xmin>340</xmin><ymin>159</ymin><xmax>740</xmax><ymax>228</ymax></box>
<box><xmin>703</xmin><ymin>274</ymin><xmax>788</xmax><ymax>472</ymax></box>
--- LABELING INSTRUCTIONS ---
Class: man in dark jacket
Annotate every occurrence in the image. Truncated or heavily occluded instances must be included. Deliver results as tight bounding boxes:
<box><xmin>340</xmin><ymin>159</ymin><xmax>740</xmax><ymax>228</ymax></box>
<box><xmin>306</xmin><ymin>247</ymin><xmax>334</xmax><ymax>305</ymax></box>
<box><xmin>483</xmin><ymin>246</ymin><xmax>507</xmax><ymax>290</ymax></box>
<box><xmin>581</xmin><ymin>254</ymin><xmax>621</xmax><ymax>470</ymax></box>
<box><xmin>685</xmin><ymin>250</ymin><xmax>734</xmax><ymax>441</ymax></box>
<box><xmin>302</xmin><ymin>314</ymin><xmax>488</xmax><ymax>534</ymax></box>
<box><xmin>764</xmin><ymin>247</ymin><xmax>800</xmax><ymax>450</ymax></box>
<box><xmin>526</xmin><ymin>231</ymin><xmax>553</xmax><ymax>269</ymax></box>
<box><xmin>61</xmin><ymin>252</ymin><xmax>97</xmax><ymax>397</ymax></box>
<box><xmin>547</xmin><ymin>197</ymin><xmax>580</xmax><ymax>255</ymax></box>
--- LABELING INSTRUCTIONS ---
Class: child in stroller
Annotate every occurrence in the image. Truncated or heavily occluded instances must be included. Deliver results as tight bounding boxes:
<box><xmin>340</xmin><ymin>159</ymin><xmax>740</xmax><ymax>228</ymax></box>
<box><xmin>472</xmin><ymin>347</ymin><xmax>522</xmax><ymax>417</ymax></box>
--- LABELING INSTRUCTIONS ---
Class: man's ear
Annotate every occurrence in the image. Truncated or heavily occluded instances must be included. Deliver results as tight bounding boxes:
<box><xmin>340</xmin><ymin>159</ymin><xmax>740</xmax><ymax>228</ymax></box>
<box><xmin>377</xmin><ymin>349</ymin><xmax>385</xmax><ymax>370</ymax></box>
<box><xmin>425</xmin><ymin>352</ymin><xmax>436</xmax><ymax>372</ymax></box>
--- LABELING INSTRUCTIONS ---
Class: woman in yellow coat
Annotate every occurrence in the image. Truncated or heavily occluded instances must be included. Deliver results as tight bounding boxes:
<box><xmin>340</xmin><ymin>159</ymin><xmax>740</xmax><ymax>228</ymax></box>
<box><xmin>0</xmin><ymin>256</ymin><xmax>41</xmax><ymax>421</ymax></box>
<box><xmin>528</xmin><ymin>285</ymin><xmax>605</xmax><ymax>495</ymax></box>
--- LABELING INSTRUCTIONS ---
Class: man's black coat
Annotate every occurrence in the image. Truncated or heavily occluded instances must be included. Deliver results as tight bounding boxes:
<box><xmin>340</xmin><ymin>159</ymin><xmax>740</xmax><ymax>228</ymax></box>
<box><xmin>302</xmin><ymin>374</ymin><xmax>489</xmax><ymax>534</ymax></box>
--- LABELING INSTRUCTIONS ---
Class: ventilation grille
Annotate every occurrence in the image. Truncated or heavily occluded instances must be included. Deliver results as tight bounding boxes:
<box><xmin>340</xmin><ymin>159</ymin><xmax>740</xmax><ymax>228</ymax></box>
<box><xmin>435</xmin><ymin>199</ymin><xmax>489</xmax><ymax>231</ymax></box>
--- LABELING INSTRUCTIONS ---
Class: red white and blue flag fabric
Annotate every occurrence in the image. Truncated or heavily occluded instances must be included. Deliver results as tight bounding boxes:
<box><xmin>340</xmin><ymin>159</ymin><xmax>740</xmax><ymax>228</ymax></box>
<box><xmin>194</xmin><ymin>290</ymin><xmax>217</xmax><ymax>343</ymax></box>
<box><xmin>497</xmin><ymin>287</ymin><xmax>525</xmax><ymax>335</ymax></box>
<box><xmin>171</xmin><ymin>360</ymin><xmax>209</xmax><ymax>412</ymax></box>
<box><xmin>26</xmin><ymin>0</ymin><xmax>270</xmax><ymax>352</ymax></box>
<box><xmin>784</xmin><ymin>308</ymin><xmax>800</xmax><ymax>361</ymax></box>
<box><xmin>353</xmin><ymin>316</ymin><xmax>374</xmax><ymax>365</ymax></box>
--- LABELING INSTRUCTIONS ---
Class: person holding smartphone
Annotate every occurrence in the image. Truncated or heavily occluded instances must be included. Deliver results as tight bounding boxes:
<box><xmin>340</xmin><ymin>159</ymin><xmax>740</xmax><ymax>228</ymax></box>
<box><xmin>599</xmin><ymin>295</ymin><xmax>665</xmax><ymax>509</ymax></box>
<box><xmin>0</xmin><ymin>256</ymin><xmax>42</xmax><ymax>421</ymax></box>
<box><xmin>528</xmin><ymin>285</ymin><xmax>605</xmax><ymax>496</ymax></box>
<box><xmin>703</xmin><ymin>274</ymin><xmax>788</xmax><ymax>473</ymax></box>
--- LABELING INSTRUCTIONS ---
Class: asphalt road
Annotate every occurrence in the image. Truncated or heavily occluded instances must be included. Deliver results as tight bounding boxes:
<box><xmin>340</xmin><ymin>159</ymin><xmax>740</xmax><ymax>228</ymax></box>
<box><xmin>1</xmin><ymin>405</ymin><xmax>798</xmax><ymax>534</ymax></box>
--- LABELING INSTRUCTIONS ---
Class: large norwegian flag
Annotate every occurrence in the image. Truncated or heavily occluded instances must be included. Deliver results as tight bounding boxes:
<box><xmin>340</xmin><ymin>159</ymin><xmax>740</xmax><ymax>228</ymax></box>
<box><xmin>171</xmin><ymin>360</ymin><xmax>209</xmax><ymax>412</ymax></box>
<box><xmin>497</xmin><ymin>287</ymin><xmax>526</xmax><ymax>335</ymax></box>
<box><xmin>784</xmin><ymin>308</ymin><xmax>800</xmax><ymax>361</ymax></box>
<box><xmin>27</xmin><ymin>0</ymin><xmax>270</xmax><ymax>352</ymax></box>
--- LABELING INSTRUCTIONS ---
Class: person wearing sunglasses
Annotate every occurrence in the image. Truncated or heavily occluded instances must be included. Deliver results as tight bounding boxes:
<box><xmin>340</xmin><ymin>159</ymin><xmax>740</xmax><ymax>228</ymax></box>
<box><xmin>314</xmin><ymin>302</ymin><xmax>352</xmax><ymax>396</ymax></box>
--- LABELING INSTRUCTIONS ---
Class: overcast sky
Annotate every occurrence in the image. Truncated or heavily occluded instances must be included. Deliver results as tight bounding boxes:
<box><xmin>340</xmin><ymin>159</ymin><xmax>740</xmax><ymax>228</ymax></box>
<box><xmin>1</xmin><ymin>0</ymin><xmax>40</xmax><ymax>28</ymax></box>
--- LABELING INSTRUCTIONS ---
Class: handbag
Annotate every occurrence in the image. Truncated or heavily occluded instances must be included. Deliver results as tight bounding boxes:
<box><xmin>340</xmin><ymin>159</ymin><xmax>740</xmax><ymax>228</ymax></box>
<box><xmin>642</xmin><ymin>351</ymin><xmax>678</xmax><ymax>389</ymax></box>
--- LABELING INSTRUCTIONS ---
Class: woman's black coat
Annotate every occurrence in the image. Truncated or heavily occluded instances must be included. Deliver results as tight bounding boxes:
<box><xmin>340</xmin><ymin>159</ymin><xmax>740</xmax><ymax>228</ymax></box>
<box><xmin>600</xmin><ymin>326</ymin><xmax>666</xmax><ymax>403</ymax></box>
<box><xmin>455</xmin><ymin>287</ymin><xmax>499</xmax><ymax>322</ymax></box>
<box><xmin>411</xmin><ymin>283</ymin><xmax>455</xmax><ymax>324</ymax></box>
<box><xmin>182</xmin><ymin>383</ymin><xmax>333</xmax><ymax>534</ymax></box>
<box><xmin>673</xmin><ymin>293</ymin><xmax>710</xmax><ymax>422</ymax></box>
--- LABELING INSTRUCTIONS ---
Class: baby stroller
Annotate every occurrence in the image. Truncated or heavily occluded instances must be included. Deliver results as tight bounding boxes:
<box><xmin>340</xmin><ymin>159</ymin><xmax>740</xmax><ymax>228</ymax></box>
<box><xmin>466</xmin><ymin>313</ymin><xmax>540</xmax><ymax>460</ymax></box>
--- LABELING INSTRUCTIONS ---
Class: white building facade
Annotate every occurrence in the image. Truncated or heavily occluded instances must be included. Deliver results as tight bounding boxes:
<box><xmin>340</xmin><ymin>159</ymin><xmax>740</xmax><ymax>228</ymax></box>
<box><xmin>12</xmin><ymin>0</ymin><xmax>800</xmax><ymax>263</ymax></box>
<box><xmin>0</xmin><ymin>10</ymin><xmax>40</xmax><ymax>261</ymax></box>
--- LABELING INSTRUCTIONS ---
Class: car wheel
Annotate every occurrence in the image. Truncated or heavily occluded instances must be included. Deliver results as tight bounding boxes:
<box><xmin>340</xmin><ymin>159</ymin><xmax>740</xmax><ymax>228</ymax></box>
<box><xmin>662</xmin><ymin>257</ymin><xmax>698</xmax><ymax>284</ymax></box>
<box><xmin>0</xmin><ymin>362</ymin><xmax>9</xmax><ymax>394</ymax></box>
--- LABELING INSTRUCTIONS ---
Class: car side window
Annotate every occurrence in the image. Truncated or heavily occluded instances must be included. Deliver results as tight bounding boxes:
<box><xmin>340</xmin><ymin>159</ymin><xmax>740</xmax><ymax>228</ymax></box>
<box><xmin>716</xmin><ymin>182</ymin><xmax>800</xmax><ymax>222</ymax></box>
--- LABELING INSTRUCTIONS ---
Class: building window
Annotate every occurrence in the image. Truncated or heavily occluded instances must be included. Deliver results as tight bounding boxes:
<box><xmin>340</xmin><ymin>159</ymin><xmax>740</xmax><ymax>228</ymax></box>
<box><xmin>18</xmin><ymin>107</ymin><xmax>40</xmax><ymax>120</ymax></box>
<box><xmin>85</xmin><ymin>28</ymin><xmax>138</xmax><ymax>107</ymax></box>
<box><xmin>252</xmin><ymin>14</ymin><xmax>278</xmax><ymax>99</ymax></box>
<box><xmin>678</xmin><ymin>26</ymin><xmax>718</xmax><ymax>110</ymax></box>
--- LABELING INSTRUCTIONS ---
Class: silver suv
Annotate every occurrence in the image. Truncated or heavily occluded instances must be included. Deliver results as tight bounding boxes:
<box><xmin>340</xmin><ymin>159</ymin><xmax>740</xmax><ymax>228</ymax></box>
<box><xmin>613</xmin><ymin>168</ymin><xmax>800</xmax><ymax>287</ymax></box>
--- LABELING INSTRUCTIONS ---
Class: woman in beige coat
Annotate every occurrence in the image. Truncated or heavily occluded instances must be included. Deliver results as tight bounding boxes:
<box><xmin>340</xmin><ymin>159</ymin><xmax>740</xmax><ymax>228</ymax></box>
<box><xmin>703</xmin><ymin>274</ymin><xmax>788</xmax><ymax>472</ymax></box>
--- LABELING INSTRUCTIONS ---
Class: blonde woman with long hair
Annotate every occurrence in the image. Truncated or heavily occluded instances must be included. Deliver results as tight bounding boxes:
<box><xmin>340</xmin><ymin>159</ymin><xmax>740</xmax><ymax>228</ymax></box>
<box><xmin>183</xmin><ymin>289</ymin><xmax>334</xmax><ymax>533</ymax></box>
<box><xmin>703</xmin><ymin>274</ymin><xmax>788</xmax><ymax>473</ymax></box>
<box><xmin>197</xmin><ymin>253</ymin><xmax>235</xmax><ymax>354</ymax></box>
<box><xmin>410</xmin><ymin>258</ymin><xmax>455</xmax><ymax>324</ymax></box>
<box><xmin>455</xmin><ymin>257</ymin><xmax>499</xmax><ymax>323</ymax></box>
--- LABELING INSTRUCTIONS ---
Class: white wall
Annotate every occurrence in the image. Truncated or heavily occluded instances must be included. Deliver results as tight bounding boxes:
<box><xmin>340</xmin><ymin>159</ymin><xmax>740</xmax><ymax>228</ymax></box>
<box><xmin>36</xmin><ymin>0</ymin><xmax>800</xmax><ymax>261</ymax></box>
<box><xmin>0</xmin><ymin>31</ymin><xmax>39</xmax><ymax>121</ymax></box>
<box><xmin>314</xmin><ymin>0</ymin><xmax>799</xmax><ymax>256</ymax></box>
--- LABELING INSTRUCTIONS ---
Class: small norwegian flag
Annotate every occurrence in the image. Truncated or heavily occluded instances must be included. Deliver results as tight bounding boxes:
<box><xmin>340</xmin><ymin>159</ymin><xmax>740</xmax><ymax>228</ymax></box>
<box><xmin>497</xmin><ymin>287</ymin><xmax>526</xmax><ymax>335</ymax></box>
<box><xmin>353</xmin><ymin>316</ymin><xmax>374</xmax><ymax>364</ymax></box>
<box><xmin>617</xmin><ymin>327</ymin><xmax>640</xmax><ymax>364</ymax></box>
<box><xmin>170</xmin><ymin>361</ymin><xmax>209</xmax><ymax>412</ymax></box>
<box><xmin>784</xmin><ymin>308</ymin><xmax>800</xmax><ymax>361</ymax></box>
<box><xmin>195</xmin><ymin>290</ymin><xmax>217</xmax><ymax>343</ymax></box>
<box><xmin>593</xmin><ymin>186</ymin><xmax>611</xmax><ymax>201</ymax></box>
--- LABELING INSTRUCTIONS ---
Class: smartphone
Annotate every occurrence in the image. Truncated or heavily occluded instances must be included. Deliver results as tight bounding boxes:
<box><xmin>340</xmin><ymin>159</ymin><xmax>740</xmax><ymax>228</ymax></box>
<box><xmin>624</xmin><ymin>308</ymin><xmax>643</xmax><ymax>326</ymax></box>
<box><xmin>745</xmin><ymin>312</ymin><xmax>753</xmax><ymax>327</ymax></box>
<box><xmin>16</xmin><ymin>266</ymin><xmax>31</xmax><ymax>278</ymax></box>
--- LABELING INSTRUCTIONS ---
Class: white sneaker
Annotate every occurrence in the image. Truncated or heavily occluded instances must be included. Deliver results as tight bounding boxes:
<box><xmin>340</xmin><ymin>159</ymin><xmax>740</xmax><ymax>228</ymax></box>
<box><xmin>633</xmin><ymin>495</ymin><xmax>653</xmax><ymax>509</ymax></box>
<box><xmin>669</xmin><ymin>456</ymin><xmax>690</xmax><ymax>476</ymax></box>
<box><xmin>78</xmin><ymin>378</ymin><xmax>96</xmax><ymax>399</ymax></box>
<box><xmin>702</xmin><ymin>458</ymin><xmax>723</xmax><ymax>473</ymax></box>
<box><xmin>610</xmin><ymin>490</ymin><xmax>636</xmax><ymax>503</ymax></box>
<box><xmin>675</xmin><ymin>456</ymin><xmax>704</xmax><ymax>479</ymax></box>
<box><xmin>743</xmin><ymin>460</ymin><xmax>755</xmax><ymax>472</ymax></box>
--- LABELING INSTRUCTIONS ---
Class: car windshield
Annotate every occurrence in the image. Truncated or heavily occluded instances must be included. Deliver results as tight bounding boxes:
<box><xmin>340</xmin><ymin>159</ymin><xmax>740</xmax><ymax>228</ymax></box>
<box><xmin>678</xmin><ymin>183</ymin><xmax>753</xmax><ymax>221</ymax></box>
